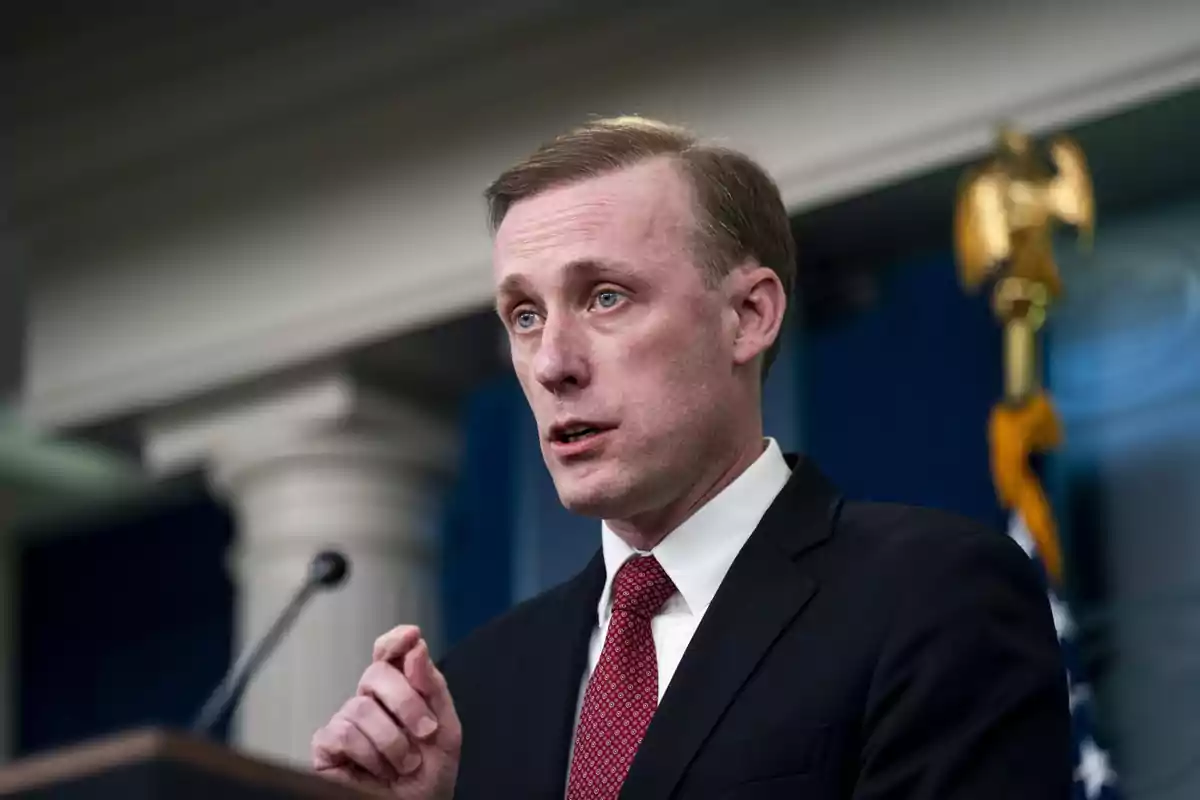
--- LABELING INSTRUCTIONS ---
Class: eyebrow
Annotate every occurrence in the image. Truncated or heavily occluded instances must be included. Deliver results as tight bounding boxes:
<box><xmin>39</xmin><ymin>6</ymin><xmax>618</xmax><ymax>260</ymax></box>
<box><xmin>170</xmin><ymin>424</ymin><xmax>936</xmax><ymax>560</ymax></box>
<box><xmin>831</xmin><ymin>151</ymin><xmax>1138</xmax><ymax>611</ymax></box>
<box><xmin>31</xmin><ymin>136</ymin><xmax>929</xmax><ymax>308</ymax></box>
<box><xmin>564</xmin><ymin>258</ymin><xmax>642</xmax><ymax>284</ymax></box>
<box><xmin>495</xmin><ymin>274</ymin><xmax>533</xmax><ymax>308</ymax></box>
<box><xmin>494</xmin><ymin>258</ymin><xmax>644</xmax><ymax>314</ymax></box>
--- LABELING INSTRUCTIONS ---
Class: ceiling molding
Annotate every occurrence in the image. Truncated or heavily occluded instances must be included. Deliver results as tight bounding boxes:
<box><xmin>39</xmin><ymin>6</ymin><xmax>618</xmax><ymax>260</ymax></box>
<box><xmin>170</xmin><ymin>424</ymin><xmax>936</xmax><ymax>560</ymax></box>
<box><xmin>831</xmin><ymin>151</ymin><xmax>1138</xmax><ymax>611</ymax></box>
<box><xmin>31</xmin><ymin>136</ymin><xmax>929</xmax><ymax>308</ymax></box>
<box><xmin>15</xmin><ymin>0</ymin><xmax>1200</xmax><ymax>432</ymax></box>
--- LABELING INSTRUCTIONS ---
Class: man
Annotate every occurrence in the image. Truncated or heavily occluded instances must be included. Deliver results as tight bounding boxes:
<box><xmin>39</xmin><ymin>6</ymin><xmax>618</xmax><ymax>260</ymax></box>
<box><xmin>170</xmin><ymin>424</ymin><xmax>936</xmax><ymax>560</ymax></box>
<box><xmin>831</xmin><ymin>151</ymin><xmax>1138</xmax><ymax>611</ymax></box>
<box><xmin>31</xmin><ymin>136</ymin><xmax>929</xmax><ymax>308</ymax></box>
<box><xmin>311</xmin><ymin>117</ymin><xmax>1072</xmax><ymax>799</ymax></box>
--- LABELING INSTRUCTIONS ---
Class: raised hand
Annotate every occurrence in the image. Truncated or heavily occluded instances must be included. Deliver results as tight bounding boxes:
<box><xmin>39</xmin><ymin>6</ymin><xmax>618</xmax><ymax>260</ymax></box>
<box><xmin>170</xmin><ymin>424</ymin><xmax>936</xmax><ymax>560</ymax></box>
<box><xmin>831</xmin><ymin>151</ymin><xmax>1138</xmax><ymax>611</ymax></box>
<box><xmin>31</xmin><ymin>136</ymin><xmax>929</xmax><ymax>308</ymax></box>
<box><xmin>312</xmin><ymin>626</ymin><xmax>461</xmax><ymax>799</ymax></box>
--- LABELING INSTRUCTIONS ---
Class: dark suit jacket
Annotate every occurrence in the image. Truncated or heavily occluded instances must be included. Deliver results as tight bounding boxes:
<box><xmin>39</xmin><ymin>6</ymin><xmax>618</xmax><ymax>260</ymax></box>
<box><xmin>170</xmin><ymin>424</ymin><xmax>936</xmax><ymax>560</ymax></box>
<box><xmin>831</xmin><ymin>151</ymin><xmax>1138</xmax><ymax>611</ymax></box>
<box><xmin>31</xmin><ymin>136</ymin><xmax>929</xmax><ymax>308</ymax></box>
<box><xmin>441</xmin><ymin>456</ymin><xmax>1072</xmax><ymax>798</ymax></box>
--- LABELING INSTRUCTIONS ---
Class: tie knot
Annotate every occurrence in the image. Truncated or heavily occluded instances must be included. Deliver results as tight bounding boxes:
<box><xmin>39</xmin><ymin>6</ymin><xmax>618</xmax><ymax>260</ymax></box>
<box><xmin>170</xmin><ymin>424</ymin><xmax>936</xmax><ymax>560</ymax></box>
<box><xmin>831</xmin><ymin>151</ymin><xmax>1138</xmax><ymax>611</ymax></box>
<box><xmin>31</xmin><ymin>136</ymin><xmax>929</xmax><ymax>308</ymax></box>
<box><xmin>611</xmin><ymin>555</ymin><xmax>676</xmax><ymax>618</ymax></box>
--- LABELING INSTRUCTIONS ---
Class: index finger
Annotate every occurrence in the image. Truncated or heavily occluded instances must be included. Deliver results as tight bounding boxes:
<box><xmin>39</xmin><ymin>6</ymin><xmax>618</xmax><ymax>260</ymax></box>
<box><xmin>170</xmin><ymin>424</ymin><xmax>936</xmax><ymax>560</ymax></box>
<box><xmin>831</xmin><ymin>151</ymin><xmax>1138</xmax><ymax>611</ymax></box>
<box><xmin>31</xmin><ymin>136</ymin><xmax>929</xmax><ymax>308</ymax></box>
<box><xmin>373</xmin><ymin>625</ymin><xmax>422</xmax><ymax>663</ymax></box>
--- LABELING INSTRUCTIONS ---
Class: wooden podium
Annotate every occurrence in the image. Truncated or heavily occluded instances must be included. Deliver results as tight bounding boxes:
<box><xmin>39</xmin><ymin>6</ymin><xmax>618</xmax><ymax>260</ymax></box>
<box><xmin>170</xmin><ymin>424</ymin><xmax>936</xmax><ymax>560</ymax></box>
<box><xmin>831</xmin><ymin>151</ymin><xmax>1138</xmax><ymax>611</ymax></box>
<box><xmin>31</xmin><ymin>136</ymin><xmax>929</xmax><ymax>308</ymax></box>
<box><xmin>0</xmin><ymin>728</ymin><xmax>385</xmax><ymax>799</ymax></box>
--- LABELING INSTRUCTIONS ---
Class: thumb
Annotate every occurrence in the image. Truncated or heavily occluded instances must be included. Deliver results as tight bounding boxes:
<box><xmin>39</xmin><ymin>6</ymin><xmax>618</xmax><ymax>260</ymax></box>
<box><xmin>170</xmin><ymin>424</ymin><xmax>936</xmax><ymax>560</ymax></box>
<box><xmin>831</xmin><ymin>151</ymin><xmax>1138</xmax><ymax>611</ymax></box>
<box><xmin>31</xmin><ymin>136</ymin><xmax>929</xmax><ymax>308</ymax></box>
<box><xmin>404</xmin><ymin>640</ymin><xmax>457</xmax><ymax>725</ymax></box>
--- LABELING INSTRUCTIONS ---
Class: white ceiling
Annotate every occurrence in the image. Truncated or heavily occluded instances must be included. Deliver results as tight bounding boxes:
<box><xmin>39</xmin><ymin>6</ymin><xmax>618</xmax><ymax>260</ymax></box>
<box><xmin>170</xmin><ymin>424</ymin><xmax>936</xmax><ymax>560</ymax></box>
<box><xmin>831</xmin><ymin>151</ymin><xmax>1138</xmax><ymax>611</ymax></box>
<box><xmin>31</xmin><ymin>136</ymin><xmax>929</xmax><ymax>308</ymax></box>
<box><xmin>4</xmin><ymin>2</ymin><xmax>1198</xmax><ymax>533</ymax></box>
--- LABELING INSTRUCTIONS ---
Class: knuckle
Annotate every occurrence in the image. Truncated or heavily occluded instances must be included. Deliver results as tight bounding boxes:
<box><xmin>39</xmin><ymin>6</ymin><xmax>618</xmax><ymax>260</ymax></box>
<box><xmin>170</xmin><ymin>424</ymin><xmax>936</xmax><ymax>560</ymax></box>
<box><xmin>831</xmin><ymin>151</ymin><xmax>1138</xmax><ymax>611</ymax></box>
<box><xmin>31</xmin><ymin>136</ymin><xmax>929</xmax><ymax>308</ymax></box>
<box><xmin>345</xmin><ymin>695</ymin><xmax>374</xmax><ymax>722</ymax></box>
<box><xmin>361</xmin><ymin>664</ymin><xmax>410</xmax><ymax>710</ymax></box>
<box><xmin>357</xmin><ymin>661</ymin><xmax>385</xmax><ymax>693</ymax></box>
<box><xmin>312</xmin><ymin>720</ymin><xmax>339</xmax><ymax>750</ymax></box>
<box><xmin>382</xmin><ymin>730</ymin><xmax>411</xmax><ymax>759</ymax></box>
<box><xmin>397</xmin><ymin>694</ymin><xmax>428</xmax><ymax>725</ymax></box>
<box><xmin>311</xmin><ymin>727</ymin><xmax>330</xmax><ymax>755</ymax></box>
<box><xmin>331</xmin><ymin>719</ymin><xmax>357</xmax><ymax>751</ymax></box>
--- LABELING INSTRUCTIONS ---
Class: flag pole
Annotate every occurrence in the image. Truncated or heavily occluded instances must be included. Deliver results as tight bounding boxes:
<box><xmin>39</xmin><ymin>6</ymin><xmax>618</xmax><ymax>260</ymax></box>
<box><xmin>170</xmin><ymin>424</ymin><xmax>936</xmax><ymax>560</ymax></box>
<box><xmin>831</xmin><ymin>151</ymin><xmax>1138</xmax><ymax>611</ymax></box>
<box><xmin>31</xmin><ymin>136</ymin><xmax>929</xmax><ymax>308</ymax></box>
<box><xmin>954</xmin><ymin>123</ymin><xmax>1122</xmax><ymax>799</ymax></box>
<box><xmin>953</xmin><ymin>124</ymin><xmax>1093</xmax><ymax>586</ymax></box>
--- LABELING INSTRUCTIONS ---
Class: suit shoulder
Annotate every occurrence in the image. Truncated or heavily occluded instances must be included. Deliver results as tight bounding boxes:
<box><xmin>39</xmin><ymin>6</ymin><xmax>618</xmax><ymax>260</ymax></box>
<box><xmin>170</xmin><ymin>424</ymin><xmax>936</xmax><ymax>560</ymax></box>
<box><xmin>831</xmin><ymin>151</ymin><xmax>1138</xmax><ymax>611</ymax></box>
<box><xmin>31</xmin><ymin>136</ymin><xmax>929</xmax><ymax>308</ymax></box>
<box><xmin>837</xmin><ymin>500</ymin><xmax>1008</xmax><ymax>554</ymax></box>
<box><xmin>825</xmin><ymin>501</ymin><xmax>1059</xmax><ymax>672</ymax></box>
<box><xmin>833</xmin><ymin>500</ymin><xmax>1041</xmax><ymax>590</ymax></box>
<box><xmin>838</xmin><ymin>499</ymin><xmax>992</xmax><ymax>540</ymax></box>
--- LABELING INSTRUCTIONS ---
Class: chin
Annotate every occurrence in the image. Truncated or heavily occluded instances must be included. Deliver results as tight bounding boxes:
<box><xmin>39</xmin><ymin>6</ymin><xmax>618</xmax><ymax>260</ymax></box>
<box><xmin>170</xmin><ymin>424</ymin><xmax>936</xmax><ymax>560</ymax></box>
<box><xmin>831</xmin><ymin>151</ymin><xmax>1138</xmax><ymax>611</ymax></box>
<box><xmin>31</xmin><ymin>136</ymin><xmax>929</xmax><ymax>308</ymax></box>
<box><xmin>555</xmin><ymin>485</ymin><xmax>626</xmax><ymax>519</ymax></box>
<box><xmin>551</xmin><ymin>467</ymin><xmax>639</xmax><ymax>519</ymax></box>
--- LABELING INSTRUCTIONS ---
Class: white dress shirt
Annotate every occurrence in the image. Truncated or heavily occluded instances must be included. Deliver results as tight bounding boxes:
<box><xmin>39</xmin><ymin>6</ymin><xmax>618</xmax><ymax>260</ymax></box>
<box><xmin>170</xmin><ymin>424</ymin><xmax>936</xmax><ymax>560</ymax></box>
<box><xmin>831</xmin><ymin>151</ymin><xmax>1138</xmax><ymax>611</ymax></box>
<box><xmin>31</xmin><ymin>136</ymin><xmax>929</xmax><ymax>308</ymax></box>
<box><xmin>574</xmin><ymin>437</ymin><xmax>792</xmax><ymax>721</ymax></box>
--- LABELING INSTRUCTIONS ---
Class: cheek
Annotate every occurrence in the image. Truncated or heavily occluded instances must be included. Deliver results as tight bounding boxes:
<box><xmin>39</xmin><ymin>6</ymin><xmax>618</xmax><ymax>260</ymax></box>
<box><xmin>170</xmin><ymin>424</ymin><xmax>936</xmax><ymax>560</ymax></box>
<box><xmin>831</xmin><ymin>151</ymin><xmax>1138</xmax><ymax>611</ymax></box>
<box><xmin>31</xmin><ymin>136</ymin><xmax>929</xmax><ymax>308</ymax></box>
<box><xmin>613</xmin><ymin>314</ymin><xmax>728</xmax><ymax>413</ymax></box>
<box><xmin>508</xmin><ymin>349</ymin><xmax>544</xmax><ymax>406</ymax></box>
<box><xmin>639</xmin><ymin>310</ymin><xmax>727</xmax><ymax>375</ymax></box>
<box><xmin>509</xmin><ymin>346</ymin><xmax>531</xmax><ymax>382</ymax></box>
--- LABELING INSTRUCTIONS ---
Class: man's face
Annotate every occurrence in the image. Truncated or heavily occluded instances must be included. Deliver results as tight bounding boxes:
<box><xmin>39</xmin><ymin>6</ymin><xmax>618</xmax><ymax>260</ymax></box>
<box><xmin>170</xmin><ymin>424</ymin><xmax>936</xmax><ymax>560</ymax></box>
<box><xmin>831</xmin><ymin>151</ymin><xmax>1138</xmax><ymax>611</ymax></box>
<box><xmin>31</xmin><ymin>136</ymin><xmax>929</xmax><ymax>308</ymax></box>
<box><xmin>493</xmin><ymin>158</ymin><xmax>743</xmax><ymax>519</ymax></box>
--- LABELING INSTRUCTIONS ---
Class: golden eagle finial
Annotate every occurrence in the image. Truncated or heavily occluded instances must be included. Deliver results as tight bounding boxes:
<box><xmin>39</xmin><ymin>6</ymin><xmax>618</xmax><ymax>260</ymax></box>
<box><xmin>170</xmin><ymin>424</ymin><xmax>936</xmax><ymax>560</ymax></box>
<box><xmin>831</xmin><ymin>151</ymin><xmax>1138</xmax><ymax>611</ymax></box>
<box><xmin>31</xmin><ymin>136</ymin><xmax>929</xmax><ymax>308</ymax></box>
<box><xmin>954</xmin><ymin>125</ymin><xmax>1094</xmax><ymax>298</ymax></box>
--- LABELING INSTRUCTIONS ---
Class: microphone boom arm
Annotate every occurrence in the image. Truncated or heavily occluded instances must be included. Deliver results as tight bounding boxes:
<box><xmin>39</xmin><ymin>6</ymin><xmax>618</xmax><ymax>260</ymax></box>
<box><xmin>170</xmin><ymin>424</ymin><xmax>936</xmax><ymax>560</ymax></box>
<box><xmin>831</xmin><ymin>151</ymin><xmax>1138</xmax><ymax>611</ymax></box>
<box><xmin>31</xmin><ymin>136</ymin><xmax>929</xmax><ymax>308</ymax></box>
<box><xmin>191</xmin><ymin>550</ymin><xmax>348</xmax><ymax>736</ymax></box>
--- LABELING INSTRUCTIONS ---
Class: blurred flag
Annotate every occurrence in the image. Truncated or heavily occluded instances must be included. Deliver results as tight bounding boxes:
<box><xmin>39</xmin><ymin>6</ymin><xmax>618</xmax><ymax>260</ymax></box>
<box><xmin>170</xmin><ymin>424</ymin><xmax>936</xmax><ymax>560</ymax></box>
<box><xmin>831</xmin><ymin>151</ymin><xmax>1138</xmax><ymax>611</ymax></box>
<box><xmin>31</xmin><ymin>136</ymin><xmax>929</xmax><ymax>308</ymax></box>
<box><xmin>956</xmin><ymin>124</ymin><xmax>1117</xmax><ymax>799</ymax></box>
<box><xmin>1007</xmin><ymin>512</ymin><xmax>1122</xmax><ymax>800</ymax></box>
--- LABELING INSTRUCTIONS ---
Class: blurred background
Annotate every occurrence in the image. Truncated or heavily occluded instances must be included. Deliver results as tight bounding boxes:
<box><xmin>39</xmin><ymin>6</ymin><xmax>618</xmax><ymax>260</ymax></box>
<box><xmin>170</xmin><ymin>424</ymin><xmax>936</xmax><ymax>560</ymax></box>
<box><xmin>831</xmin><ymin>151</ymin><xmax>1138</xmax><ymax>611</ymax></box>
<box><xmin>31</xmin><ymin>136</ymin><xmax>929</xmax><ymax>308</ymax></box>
<box><xmin>4</xmin><ymin>1</ymin><xmax>1200</xmax><ymax>797</ymax></box>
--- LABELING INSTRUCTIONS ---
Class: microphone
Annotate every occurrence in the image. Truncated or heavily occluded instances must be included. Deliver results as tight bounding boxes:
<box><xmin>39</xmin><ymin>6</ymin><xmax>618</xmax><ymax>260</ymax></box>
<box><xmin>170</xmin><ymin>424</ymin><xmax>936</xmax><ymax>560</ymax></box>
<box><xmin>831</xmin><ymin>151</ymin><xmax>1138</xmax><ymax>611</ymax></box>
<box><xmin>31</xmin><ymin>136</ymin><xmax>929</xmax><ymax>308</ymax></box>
<box><xmin>191</xmin><ymin>550</ymin><xmax>350</xmax><ymax>736</ymax></box>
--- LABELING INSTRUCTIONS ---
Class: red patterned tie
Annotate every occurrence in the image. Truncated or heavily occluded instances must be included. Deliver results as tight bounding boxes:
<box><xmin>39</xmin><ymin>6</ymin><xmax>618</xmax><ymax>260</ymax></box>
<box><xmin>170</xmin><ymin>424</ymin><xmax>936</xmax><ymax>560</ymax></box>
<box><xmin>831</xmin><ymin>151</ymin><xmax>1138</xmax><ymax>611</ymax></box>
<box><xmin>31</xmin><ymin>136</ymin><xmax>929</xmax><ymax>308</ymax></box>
<box><xmin>567</xmin><ymin>555</ymin><xmax>677</xmax><ymax>800</ymax></box>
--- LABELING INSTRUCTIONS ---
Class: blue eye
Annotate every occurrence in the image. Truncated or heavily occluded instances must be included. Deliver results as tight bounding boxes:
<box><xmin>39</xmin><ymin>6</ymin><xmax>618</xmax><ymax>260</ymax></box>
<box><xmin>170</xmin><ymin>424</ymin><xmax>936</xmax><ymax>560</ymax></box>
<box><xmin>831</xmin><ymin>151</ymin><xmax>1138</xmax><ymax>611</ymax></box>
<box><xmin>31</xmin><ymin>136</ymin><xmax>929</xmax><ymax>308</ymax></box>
<box><xmin>595</xmin><ymin>290</ymin><xmax>622</xmax><ymax>309</ymax></box>
<box><xmin>514</xmin><ymin>310</ymin><xmax>540</xmax><ymax>330</ymax></box>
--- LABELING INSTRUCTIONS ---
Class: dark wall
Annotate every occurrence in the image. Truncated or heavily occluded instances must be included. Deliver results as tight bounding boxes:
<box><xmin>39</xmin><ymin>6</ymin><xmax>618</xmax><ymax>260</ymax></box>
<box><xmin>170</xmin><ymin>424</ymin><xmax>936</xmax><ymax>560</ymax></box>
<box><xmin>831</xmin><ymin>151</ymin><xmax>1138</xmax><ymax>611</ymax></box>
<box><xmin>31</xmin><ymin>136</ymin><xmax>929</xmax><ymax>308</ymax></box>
<box><xmin>17</xmin><ymin>488</ymin><xmax>235</xmax><ymax>755</ymax></box>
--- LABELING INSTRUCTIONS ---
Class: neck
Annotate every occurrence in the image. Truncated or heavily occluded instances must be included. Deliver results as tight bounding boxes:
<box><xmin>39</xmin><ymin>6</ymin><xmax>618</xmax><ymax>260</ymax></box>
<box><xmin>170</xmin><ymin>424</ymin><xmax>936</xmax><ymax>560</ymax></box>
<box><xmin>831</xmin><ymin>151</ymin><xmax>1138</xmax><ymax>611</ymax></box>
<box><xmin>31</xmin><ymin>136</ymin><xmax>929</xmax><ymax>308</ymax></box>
<box><xmin>606</xmin><ymin>434</ymin><xmax>767</xmax><ymax>552</ymax></box>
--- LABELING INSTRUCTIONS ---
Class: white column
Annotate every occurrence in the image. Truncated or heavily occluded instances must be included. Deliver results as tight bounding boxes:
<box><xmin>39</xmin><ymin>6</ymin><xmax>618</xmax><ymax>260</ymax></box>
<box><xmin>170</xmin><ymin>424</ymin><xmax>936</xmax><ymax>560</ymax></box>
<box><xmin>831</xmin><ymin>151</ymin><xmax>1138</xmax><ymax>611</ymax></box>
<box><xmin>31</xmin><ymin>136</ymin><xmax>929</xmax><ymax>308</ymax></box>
<box><xmin>143</xmin><ymin>371</ymin><xmax>455</xmax><ymax>766</ymax></box>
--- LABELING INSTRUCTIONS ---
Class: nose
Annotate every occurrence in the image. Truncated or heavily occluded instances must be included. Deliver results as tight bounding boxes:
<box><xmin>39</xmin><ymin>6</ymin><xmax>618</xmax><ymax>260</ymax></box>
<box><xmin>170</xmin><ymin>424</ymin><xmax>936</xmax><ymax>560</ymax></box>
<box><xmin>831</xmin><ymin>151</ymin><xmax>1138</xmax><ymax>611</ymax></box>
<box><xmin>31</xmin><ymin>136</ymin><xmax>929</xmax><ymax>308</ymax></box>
<box><xmin>533</xmin><ymin>313</ymin><xmax>590</xmax><ymax>394</ymax></box>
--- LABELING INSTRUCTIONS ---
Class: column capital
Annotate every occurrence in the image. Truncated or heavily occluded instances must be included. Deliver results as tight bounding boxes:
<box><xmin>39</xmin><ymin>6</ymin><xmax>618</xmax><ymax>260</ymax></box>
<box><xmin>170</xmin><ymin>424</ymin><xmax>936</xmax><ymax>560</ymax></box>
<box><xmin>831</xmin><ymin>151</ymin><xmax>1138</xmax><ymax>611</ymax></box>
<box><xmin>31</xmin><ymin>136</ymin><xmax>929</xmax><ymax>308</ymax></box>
<box><xmin>144</xmin><ymin>368</ymin><xmax>458</xmax><ymax>764</ymax></box>
<box><xmin>142</xmin><ymin>367</ymin><xmax>456</xmax><ymax>488</ymax></box>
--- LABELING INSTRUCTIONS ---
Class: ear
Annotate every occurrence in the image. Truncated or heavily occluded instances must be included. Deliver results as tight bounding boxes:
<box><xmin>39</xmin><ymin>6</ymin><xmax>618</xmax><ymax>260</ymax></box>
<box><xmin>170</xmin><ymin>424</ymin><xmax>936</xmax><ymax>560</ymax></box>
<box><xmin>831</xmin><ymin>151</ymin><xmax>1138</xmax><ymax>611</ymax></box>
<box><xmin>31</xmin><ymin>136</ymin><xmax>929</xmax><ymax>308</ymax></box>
<box><xmin>727</xmin><ymin>264</ymin><xmax>787</xmax><ymax>369</ymax></box>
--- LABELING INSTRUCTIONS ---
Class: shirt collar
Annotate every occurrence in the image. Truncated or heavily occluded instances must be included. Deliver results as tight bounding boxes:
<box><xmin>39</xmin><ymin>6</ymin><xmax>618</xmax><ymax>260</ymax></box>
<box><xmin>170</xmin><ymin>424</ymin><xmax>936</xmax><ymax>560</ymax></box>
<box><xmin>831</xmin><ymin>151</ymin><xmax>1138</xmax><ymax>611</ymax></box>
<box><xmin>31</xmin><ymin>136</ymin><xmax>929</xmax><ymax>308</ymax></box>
<box><xmin>596</xmin><ymin>438</ymin><xmax>792</xmax><ymax>624</ymax></box>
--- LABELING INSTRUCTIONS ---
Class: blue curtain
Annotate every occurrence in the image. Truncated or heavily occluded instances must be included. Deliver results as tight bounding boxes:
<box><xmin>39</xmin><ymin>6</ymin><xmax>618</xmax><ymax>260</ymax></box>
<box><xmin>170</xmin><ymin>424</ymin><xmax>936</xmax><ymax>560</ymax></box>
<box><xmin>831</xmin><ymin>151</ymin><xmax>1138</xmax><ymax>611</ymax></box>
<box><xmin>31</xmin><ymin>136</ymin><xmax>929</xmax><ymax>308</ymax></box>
<box><xmin>440</xmin><ymin>376</ymin><xmax>518</xmax><ymax>648</ymax></box>
<box><xmin>801</xmin><ymin>249</ymin><xmax>1006</xmax><ymax>531</ymax></box>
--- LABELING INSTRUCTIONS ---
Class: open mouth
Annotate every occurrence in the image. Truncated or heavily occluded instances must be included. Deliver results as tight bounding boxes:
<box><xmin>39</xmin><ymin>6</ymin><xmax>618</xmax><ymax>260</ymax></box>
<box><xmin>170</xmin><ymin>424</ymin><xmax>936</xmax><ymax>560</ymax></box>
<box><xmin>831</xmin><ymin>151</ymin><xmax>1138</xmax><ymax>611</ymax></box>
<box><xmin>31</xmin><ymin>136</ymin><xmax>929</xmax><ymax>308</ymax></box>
<box><xmin>555</xmin><ymin>424</ymin><xmax>603</xmax><ymax>443</ymax></box>
<box><xmin>550</xmin><ymin>422</ymin><xmax>613</xmax><ymax>446</ymax></box>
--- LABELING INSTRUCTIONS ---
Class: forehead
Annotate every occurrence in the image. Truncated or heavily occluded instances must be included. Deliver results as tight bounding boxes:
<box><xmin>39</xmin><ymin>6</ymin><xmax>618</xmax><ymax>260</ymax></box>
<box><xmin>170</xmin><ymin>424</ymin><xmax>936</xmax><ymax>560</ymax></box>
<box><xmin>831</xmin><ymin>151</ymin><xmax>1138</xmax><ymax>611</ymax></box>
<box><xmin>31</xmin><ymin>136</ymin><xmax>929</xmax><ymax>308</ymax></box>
<box><xmin>492</xmin><ymin>158</ymin><xmax>697</xmax><ymax>277</ymax></box>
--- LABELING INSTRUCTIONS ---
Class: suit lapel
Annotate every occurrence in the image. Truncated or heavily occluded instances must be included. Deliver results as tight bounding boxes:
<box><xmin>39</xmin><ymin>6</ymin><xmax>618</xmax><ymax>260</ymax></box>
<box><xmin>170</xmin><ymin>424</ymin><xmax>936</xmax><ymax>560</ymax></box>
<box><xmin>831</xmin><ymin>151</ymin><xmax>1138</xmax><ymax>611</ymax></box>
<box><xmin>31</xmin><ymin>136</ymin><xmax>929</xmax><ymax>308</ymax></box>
<box><xmin>620</xmin><ymin>457</ymin><xmax>843</xmax><ymax>799</ymax></box>
<box><xmin>520</xmin><ymin>552</ymin><xmax>605</xmax><ymax>799</ymax></box>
